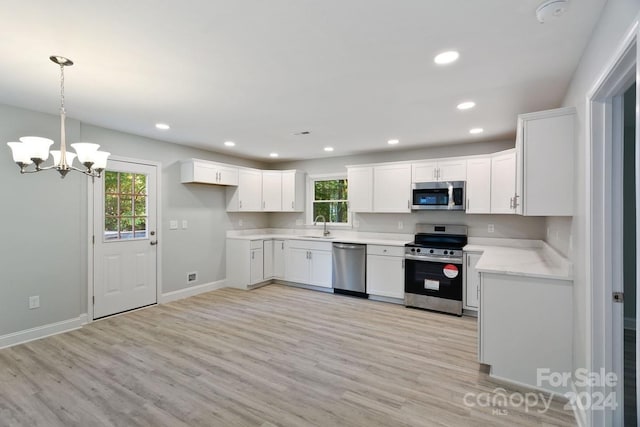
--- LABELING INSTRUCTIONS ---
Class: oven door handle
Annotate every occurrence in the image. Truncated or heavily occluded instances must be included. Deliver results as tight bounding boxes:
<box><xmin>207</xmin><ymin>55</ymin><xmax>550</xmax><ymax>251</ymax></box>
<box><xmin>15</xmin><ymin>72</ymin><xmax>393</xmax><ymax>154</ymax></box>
<box><xmin>404</xmin><ymin>254</ymin><xmax>463</xmax><ymax>264</ymax></box>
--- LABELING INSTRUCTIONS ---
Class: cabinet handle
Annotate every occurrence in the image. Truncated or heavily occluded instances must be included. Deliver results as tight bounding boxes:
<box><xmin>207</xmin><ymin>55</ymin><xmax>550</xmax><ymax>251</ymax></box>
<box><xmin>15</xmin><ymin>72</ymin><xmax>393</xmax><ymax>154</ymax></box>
<box><xmin>291</xmin><ymin>201</ymin><xmax>294</xmax><ymax>209</ymax></box>
<box><xmin>251</xmin><ymin>251</ymin><xmax>255</xmax><ymax>260</ymax></box>
<box><xmin>407</xmin><ymin>200</ymin><xmax>410</xmax><ymax>209</ymax></box>
<box><xmin>437</xmin><ymin>168</ymin><xmax>441</xmax><ymax>180</ymax></box>
<box><xmin>309</xmin><ymin>251</ymin><xmax>312</xmax><ymax>260</ymax></box>
<box><xmin>509</xmin><ymin>197</ymin><xmax>514</xmax><ymax>209</ymax></box>
<box><xmin>402</xmin><ymin>259</ymin><xmax>405</xmax><ymax>269</ymax></box>
<box><xmin>467</xmin><ymin>256</ymin><xmax>470</xmax><ymax>267</ymax></box>
<box><xmin>433</xmin><ymin>169</ymin><xmax>437</xmax><ymax>179</ymax></box>
<box><xmin>281</xmin><ymin>242</ymin><xmax>284</xmax><ymax>250</ymax></box>
<box><xmin>513</xmin><ymin>194</ymin><xmax>520</xmax><ymax>208</ymax></box>
<box><xmin>263</xmin><ymin>201</ymin><xmax>266</xmax><ymax>209</ymax></box>
<box><xmin>467</xmin><ymin>199</ymin><xmax>470</xmax><ymax>211</ymax></box>
<box><xmin>239</xmin><ymin>200</ymin><xmax>243</xmax><ymax>209</ymax></box>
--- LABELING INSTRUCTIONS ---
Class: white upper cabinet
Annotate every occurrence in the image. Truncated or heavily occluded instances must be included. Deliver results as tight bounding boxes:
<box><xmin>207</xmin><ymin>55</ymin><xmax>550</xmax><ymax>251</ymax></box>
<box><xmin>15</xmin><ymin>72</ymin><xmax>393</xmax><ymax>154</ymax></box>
<box><xmin>465</xmin><ymin>156</ymin><xmax>492</xmax><ymax>214</ymax></box>
<box><xmin>181</xmin><ymin>159</ymin><xmax>239</xmax><ymax>186</ymax></box>
<box><xmin>516</xmin><ymin>107</ymin><xmax>575</xmax><ymax>216</ymax></box>
<box><xmin>412</xmin><ymin>159</ymin><xmax>467</xmax><ymax>182</ymax></box>
<box><xmin>437</xmin><ymin>159</ymin><xmax>467</xmax><ymax>181</ymax></box>
<box><xmin>226</xmin><ymin>168</ymin><xmax>262</xmax><ymax>211</ymax></box>
<box><xmin>281</xmin><ymin>170</ymin><xmax>305</xmax><ymax>212</ymax></box>
<box><xmin>411</xmin><ymin>161</ymin><xmax>438</xmax><ymax>182</ymax></box>
<box><xmin>373</xmin><ymin>164</ymin><xmax>412</xmax><ymax>213</ymax></box>
<box><xmin>347</xmin><ymin>166</ymin><xmax>374</xmax><ymax>213</ymax></box>
<box><xmin>262</xmin><ymin>171</ymin><xmax>283</xmax><ymax>211</ymax></box>
<box><xmin>491</xmin><ymin>150</ymin><xmax>517</xmax><ymax>214</ymax></box>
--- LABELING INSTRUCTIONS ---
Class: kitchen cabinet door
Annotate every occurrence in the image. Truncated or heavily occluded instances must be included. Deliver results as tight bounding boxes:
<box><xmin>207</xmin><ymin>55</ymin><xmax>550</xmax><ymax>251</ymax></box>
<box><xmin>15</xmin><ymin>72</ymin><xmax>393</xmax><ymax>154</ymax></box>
<box><xmin>438</xmin><ymin>159</ymin><xmax>467</xmax><ymax>181</ymax></box>
<box><xmin>285</xmin><ymin>246</ymin><xmax>310</xmax><ymax>283</ymax></box>
<box><xmin>227</xmin><ymin>168</ymin><xmax>263</xmax><ymax>211</ymax></box>
<box><xmin>412</xmin><ymin>161</ymin><xmax>438</xmax><ymax>182</ymax></box>
<box><xmin>373</xmin><ymin>164</ymin><xmax>411</xmax><ymax>213</ymax></box>
<box><xmin>250</xmin><ymin>247</ymin><xmax>264</xmax><ymax>285</ymax></box>
<box><xmin>464</xmin><ymin>252</ymin><xmax>482</xmax><ymax>309</ymax></box>
<box><xmin>309</xmin><ymin>249</ymin><xmax>332</xmax><ymax>288</ymax></box>
<box><xmin>366</xmin><ymin>254</ymin><xmax>404</xmax><ymax>299</ymax></box>
<box><xmin>262</xmin><ymin>171</ymin><xmax>282</xmax><ymax>211</ymax></box>
<box><xmin>282</xmin><ymin>170</ymin><xmax>305</xmax><ymax>212</ymax></box>
<box><xmin>490</xmin><ymin>150</ymin><xmax>516</xmax><ymax>214</ymax></box>
<box><xmin>517</xmin><ymin>108</ymin><xmax>574</xmax><ymax>216</ymax></box>
<box><xmin>217</xmin><ymin>164</ymin><xmax>240</xmax><ymax>186</ymax></box>
<box><xmin>465</xmin><ymin>157</ymin><xmax>491</xmax><ymax>214</ymax></box>
<box><xmin>273</xmin><ymin>240</ymin><xmax>285</xmax><ymax>279</ymax></box>
<box><xmin>347</xmin><ymin>166</ymin><xmax>373</xmax><ymax>212</ymax></box>
<box><xmin>263</xmin><ymin>240</ymin><xmax>274</xmax><ymax>280</ymax></box>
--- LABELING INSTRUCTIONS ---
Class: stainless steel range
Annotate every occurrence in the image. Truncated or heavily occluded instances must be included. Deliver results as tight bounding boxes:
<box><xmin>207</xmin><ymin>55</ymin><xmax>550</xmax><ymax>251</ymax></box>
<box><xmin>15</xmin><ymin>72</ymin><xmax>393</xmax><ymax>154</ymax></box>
<box><xmin>404</xmin><ymin>224</ymin><xmax>467</xmax><ymax>316</ymax></box>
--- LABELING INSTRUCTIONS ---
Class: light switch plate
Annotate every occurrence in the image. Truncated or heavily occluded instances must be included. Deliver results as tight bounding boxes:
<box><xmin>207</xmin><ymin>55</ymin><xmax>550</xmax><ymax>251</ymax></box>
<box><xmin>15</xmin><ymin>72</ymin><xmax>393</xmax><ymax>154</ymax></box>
<box><xmin>182</xmin><ymin>220</ymin><xmax>188</xmax><ymax>229</ymax></box>
<box><xmin>169</xmin><ymin>220</ymin><xmax>178</xmax><ymax>230</ymax></box>
<box><xmin>488</xmin><ymin>224</ymin><xmax>495</xmax><ymax>233</ymax></box>
<box><xmin>29</xmin><ymin>295</ymin><xmax>40</xmax><ymax>309</ymax></box>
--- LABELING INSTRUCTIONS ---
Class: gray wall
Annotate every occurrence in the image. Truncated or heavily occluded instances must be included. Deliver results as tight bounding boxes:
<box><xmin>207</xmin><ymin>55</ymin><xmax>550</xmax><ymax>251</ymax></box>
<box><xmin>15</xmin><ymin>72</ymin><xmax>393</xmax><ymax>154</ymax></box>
<box><xmin>555</xmin><ymin>0</ymin><xmax>640</xmax><ymax>400</ymax></box>
<box><xmin>0</xmin><ymin>104</ymin><xmax>268</xmax><ymax>336</ymax></box>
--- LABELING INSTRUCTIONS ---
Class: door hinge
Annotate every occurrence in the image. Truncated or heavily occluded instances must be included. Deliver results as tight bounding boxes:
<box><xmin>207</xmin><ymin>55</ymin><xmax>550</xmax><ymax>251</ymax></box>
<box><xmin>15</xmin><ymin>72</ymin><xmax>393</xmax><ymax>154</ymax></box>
<box><xmin>613</xmin><ymin>292</ymin><xmax>624</xmax><ymax>303</ymax></box>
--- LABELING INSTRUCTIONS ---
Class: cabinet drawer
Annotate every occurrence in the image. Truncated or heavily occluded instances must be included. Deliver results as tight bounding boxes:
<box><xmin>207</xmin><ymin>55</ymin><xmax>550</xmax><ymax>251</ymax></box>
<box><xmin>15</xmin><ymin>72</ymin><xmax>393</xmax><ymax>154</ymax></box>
<box><xmin>287</xmin><ymin>239</ymin><xmax>332</xmax><ymax>252</ymax></box>
<box><xmin>367</xmin><ymin>245</ymin><xmax>404</xmax><ymax>257</ymax></box>
<box><xmin>250</xmin><ymin>240</ymin><xmax>263</xmax><ymax>249</ymax></box>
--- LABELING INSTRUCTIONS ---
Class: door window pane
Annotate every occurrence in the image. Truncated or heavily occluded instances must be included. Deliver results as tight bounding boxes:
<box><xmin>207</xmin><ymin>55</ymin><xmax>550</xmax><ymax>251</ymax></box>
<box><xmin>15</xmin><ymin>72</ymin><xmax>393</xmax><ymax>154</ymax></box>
<box><xmin>104</xmin><ymin>171</ymin><xmax>148</xmax><ymax>241</ymax></box>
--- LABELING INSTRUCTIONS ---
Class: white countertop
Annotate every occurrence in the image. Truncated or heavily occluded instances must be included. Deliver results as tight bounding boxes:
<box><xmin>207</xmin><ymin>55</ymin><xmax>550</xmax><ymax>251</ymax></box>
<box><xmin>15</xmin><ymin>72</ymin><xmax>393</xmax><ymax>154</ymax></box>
<box><xmin>464</xmin><ymin>238</ymin><xmax>572</xmax><ymax>281</ymax></box>
<box><xmin>226</xmin><ymin>229</ymin><xmax>412</xmax><ymax>247</ymax></box>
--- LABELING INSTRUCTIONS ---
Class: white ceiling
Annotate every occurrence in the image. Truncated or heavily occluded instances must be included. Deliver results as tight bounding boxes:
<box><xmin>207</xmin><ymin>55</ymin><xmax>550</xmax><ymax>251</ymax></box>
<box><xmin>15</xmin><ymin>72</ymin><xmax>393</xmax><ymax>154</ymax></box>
<box><xmin>0</xmin><ymin>0</ymin><xmax>606</xmax><ymax>162</ymax></box>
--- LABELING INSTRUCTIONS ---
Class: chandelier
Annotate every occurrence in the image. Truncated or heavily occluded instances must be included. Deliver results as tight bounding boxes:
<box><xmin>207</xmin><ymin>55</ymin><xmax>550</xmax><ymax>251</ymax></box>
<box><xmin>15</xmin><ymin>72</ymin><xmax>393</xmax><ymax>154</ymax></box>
<box><xmin>6</xmin><ymin>56</ymin><xmax>110</xmax><ymax>178</ymax></box>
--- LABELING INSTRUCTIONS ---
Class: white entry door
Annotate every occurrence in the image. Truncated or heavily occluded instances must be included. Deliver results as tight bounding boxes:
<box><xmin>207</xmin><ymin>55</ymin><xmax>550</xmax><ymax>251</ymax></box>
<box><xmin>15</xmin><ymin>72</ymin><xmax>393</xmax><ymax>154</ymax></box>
<box><xmin>93</xmin><ymin>159</ymin><xmax>158</xmax><ymax>319</ymax></box>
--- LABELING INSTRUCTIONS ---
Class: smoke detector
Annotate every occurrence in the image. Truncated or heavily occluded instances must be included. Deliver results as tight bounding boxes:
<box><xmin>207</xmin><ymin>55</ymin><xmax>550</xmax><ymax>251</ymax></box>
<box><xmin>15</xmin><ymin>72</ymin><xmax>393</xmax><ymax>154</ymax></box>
<box><xmin>536</xmin><ymin>0</ymin><xmax>569</xmax><ymax>23</ymax></box>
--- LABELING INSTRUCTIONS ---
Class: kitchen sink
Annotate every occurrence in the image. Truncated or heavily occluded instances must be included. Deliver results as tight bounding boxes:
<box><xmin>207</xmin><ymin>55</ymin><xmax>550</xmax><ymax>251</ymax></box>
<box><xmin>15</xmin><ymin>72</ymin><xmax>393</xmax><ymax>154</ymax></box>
<box><xmin>300</xmin><ymin>235</ymin><xmax>336</xmax><ymax>240</ymax></box>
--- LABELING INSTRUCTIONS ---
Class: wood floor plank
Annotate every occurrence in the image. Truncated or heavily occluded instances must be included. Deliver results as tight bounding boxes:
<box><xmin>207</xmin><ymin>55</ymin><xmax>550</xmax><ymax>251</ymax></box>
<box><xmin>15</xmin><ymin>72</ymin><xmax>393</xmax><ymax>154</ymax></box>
<box><xmin>0</xmin><ymin>285</ymin><xmax>576</xmax><ymax>426</ymax></box>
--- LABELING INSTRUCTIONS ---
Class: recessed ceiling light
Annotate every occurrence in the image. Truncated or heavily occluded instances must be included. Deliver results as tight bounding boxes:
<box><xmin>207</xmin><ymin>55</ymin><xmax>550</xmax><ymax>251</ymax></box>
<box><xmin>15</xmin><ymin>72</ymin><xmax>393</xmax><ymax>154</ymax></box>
<box><xmin>324</xmin><ymin>146</ymin><xmax>334</xmax><ymax>152</ymax></box>
<box><xmin>434</xmin><ymin>51</ymin><xmax>459</xmax><ymax>65</ymax></box>
<box><xmin>457</xmin><ymin>101</ymin><xmax>476</xmax><ymax>110</ymax></box>
<box><xmin>269</xmin><ymin>153</ymin><xmax>279</xmax><ymax>158</ymax></box>
<box><xmin>387</xmin><ymin>139</ymin><xmax>399</xmax><ymax>145</ymax></box>
<box><xmin>155</xmin><ymin>123</ymin><xmax>170</xmax><ymax>130</ymax></box>
<box><xmin>469</xmin><ymin>128</ymin><xmax>484</xmax><ymax>134</ymax></box>
<box><xmin>224</xmin><ymin>141</ymin><xmax>235</xmax><ymax>147</ymax></box>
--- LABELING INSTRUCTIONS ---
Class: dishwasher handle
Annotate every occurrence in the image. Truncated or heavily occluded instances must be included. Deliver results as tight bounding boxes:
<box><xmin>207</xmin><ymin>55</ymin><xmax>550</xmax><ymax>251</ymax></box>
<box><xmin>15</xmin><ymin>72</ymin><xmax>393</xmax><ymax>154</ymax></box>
<box><xmin>333</xmin><ymin>243</ymin><xmax>365</xmax><ymax>250</ymax></box>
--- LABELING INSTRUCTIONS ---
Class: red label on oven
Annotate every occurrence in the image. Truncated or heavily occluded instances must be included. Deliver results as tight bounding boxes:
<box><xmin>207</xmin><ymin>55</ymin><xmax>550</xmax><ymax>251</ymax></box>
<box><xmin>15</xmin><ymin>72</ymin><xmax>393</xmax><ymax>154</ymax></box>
<box><xmin>443</xmin><ymin>264</ymin><xmax>459</xmax><ymax>279</ymax></box>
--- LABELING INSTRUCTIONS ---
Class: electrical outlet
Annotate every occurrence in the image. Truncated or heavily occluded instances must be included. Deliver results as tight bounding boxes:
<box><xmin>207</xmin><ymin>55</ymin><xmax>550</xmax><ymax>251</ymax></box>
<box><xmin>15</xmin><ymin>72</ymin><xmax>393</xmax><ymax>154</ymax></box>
<box><xmin>187</xmin><ymin>272</ymin><xmax>198</xmax><ymax>283</ymax></box>
<box><xmin>182</xmin><ymin>220</ymin><xmax>188</xmax><ymax>229</ymax></box>
<box><xmin>238</xmin><ymin>219</ymin><xmax>243</xmax><ymax>227</ymax></box>
<box><xmin>488</xmin><ymin>224</ymin><xmax>495</xmax><ymax>233</ymax></box>
<box><xmin>169</xmin><ymin>220</ymin><xmax>178</xmax><ymax>230</ymax></box>
<box><xmin>29</xmin><ymin>295</ymin><xmax>40</xmax><ymax>309</ymax></box>
<box><xmin>398</xmin><ymin>221</ymin><xmax>404</xmax><ymax>230</ymax></box>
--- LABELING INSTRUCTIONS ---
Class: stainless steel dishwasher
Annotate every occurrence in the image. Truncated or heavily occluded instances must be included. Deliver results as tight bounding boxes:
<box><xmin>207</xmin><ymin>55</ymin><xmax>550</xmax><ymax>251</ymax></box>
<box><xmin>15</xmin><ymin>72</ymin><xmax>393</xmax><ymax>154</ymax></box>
<box><xmin>332</xmin><ymin>242</ymin><xmax>367</xmax><ymax>297</ymax></box>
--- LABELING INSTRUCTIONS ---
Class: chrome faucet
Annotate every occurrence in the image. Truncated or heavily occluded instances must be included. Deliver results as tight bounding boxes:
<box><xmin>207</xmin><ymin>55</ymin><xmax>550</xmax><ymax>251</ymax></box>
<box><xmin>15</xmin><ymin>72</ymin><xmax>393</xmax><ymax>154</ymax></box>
<box><xmin>314</xmin><ymin>215</ymin><xmax>330</xmax><ymax>236</ymax></box>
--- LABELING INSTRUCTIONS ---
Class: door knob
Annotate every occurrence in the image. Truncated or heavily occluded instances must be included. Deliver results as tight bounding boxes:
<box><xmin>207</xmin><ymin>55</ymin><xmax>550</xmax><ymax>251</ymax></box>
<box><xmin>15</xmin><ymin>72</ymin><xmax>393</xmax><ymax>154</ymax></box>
<box><xmin>150</xmin><ymin>241</ymin><xmax>158</xmax><ymax>246</ymax></box>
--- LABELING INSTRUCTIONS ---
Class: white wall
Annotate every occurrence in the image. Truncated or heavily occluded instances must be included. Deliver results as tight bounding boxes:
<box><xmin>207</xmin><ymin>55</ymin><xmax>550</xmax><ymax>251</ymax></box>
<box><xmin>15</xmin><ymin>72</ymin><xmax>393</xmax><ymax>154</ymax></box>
<box><xmin>0</xmin><ymin>104</ymin><xmax>268</xmax><ymax>336</ymax></box>
<box><xmin>556</xmin><ymin>0</ymin><xmax>640</xmax><ymax>413</ymax></box>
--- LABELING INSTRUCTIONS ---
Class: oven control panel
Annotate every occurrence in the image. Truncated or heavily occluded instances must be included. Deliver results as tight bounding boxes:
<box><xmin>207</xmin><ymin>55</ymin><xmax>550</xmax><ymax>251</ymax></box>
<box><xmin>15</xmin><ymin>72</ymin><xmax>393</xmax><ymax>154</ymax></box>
<box><xmin>404</xmin><ymin>247</ymin><xmax>463</xmax><ymax>259</ymax></box>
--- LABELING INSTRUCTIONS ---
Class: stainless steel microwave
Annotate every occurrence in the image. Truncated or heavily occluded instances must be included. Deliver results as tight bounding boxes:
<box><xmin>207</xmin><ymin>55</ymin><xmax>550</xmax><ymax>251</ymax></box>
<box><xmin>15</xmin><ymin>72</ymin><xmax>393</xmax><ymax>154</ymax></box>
<box><xmin>411</xmin><ymin>181</ymin><xmax>466</xmax><ymax>211</ymax></box>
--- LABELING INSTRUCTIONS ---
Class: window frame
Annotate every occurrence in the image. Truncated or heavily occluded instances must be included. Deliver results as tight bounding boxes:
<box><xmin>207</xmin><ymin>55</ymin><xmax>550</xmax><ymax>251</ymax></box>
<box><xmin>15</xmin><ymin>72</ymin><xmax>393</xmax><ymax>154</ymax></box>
<box><xmin>306</xmin><ymin>173</ymin><xmax>351</xmax><ymax>227</ymax></box>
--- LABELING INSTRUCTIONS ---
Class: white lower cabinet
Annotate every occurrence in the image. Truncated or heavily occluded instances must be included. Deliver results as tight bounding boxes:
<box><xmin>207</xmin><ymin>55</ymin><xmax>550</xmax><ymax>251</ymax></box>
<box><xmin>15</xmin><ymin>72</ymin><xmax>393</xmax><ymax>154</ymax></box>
<box><xmin>478</xmin><ymin>272</ymin><xmax>573</xmax><ymax>394</ymax></box>
<box><xmin>273</xmin><ymin>240</ymin><xmax>285</xmax><ymax>279</ymax></box>
<box><xmin>366</xmin><ymin>245</ymin><xmax>404</xmax><ymax>299</ymax></box>
<box><xmin>263</xmin><ymin>240</ymin><xmax>274</xmax><ymax>280</ymax></box>
<box><xmin>463</xmin><ymin>251</ymin><xmax>482</xmax><ymax>310</ymax></box>
<box><xmin>226</xmin><ymin>239</ymin><xmax>268</xmax><ymax>289</ymax></box>
<box><xmin>285</xmin><ymin>240</ymin><xmax>332</xmax><ymax>288</ymax></box>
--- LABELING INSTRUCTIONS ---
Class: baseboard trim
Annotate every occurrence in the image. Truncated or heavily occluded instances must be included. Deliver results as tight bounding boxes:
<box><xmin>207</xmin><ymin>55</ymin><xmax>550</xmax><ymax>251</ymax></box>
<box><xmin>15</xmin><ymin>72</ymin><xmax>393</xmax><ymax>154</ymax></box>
<box><xmin>0</xmin><ymin>314</ymin><xmax>88</xmax><ymax>350</ymax></box>
<box><xmin>159</xmin><ymin>279</ymin><xmax>227</xmax><ymax>304</ymax></box>
<box><xmin>624</xmin><ymin>316</ymin><xmax>636</xmax><ymax>330</ymax></box>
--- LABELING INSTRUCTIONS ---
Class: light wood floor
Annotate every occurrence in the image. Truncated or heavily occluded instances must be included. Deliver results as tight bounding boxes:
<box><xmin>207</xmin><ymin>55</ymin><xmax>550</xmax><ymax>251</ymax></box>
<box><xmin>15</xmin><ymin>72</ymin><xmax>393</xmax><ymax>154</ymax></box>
<box><xmin>0</xmin><ymin>285</ymin><xmax>576</xmax><ymax>426</ymax></box>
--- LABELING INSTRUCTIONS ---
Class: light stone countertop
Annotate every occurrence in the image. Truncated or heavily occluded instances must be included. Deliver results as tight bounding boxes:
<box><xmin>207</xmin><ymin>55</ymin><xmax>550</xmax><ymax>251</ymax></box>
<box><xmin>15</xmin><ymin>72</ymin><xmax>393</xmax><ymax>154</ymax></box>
<box><xmin>464</xmin><ymin>238</ymin><xmax>572</xmax><ymax>281</ymax></box>
<box><xmin>226</xmin><ymin>229</ymin><xmax>412</xmax><ymax>247</ymax></box>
